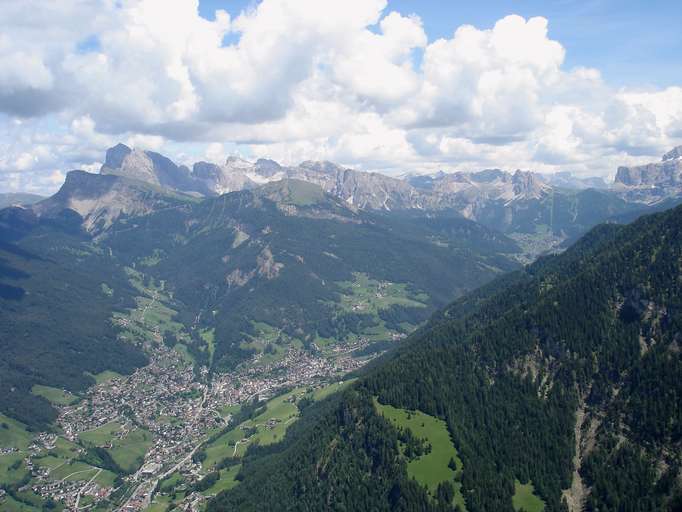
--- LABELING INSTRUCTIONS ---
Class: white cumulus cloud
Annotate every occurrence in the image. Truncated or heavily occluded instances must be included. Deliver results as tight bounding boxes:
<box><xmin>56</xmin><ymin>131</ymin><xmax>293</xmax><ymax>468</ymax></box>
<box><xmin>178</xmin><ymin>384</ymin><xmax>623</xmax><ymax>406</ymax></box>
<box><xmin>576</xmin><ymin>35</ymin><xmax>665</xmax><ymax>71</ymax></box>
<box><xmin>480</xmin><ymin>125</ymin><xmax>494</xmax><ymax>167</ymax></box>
<box><xmin>0</xmin><ymin>0</ymin><xmax>680</xmax><ymax>193</ymax></box>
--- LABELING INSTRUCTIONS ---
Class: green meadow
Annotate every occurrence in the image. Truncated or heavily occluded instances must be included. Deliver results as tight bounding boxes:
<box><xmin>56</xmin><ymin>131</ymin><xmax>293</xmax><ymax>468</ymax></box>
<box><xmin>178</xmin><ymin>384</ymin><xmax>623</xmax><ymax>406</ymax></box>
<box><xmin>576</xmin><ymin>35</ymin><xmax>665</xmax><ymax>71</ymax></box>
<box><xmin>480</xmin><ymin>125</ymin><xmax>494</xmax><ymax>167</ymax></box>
<box><xmin>88</xmin><ymin>370</ymin><xmax>123</xmax><ymax>385</ymax></box>
<box><xmin>108</xmin><ymin>428</ymin><xmax>153</xmax><ymax>473</ymax></box>
<box><xmin>202</xmin><ymin>465</ymin><xmax>242</xmax><ymax>496</ymax></box>
<box><xmin>512</xmin><ymin>479</ymin><xmax>545</xmax><ymax>512</ymax></box>
<box><xmin>0</xmin><ymin>414</ymin><xmax>32</xmax><ymax>450</ymax></box>
<box><xmin>30</xmin><ymin>385</ymin><xmax>79</xmax><ymax>406</ymax></box>
<box><xmin>374</xmin><ymin>399</ymin><xmax>466</xmax><ymax>510</ymax></box>
<box><xmin>78</xmin><ymin>420</ymin><xmax>123</xmax><ymax>446</ymax></box>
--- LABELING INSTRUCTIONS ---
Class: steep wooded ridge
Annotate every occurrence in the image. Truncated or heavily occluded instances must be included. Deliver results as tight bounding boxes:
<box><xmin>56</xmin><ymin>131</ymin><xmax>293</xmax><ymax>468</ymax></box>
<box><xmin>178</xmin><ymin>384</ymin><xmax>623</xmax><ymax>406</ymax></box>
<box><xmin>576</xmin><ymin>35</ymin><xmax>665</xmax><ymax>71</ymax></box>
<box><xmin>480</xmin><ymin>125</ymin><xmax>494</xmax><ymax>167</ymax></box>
<box><xmin>0</xmin><ymin>176</ymin><xmax>518</xmax><ymax>430</ymax></box>
<box><xmin>209</xmin><ymin>205</ymin><xmax>682</xmax><ymax>512</ymax></box>
<box><xmin>0</xmin><ymin>206</ymin><xmax>147</xmax><ymax>428</ymax></box>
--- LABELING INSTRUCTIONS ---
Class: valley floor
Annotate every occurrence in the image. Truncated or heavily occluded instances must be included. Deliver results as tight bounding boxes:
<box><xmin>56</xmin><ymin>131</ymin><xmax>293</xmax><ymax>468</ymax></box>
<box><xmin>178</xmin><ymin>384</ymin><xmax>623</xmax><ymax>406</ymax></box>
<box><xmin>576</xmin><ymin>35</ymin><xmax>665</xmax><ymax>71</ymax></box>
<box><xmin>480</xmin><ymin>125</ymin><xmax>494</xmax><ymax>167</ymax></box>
<box><xmin>0</xmin><ymin>275</ymin><xmax>387</xmax><ymax>512</ymax></box>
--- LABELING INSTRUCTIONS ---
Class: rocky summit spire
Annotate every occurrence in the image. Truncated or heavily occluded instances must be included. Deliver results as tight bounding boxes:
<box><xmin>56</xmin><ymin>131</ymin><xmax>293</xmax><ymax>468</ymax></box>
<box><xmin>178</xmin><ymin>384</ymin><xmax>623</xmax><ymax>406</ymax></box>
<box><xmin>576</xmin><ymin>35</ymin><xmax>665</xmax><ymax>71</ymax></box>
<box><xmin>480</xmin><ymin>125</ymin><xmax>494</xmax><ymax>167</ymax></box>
<box><xmin>102</xmin><ymin>143</ymin><xmax>132</xmax><ymax>170</ymax></box>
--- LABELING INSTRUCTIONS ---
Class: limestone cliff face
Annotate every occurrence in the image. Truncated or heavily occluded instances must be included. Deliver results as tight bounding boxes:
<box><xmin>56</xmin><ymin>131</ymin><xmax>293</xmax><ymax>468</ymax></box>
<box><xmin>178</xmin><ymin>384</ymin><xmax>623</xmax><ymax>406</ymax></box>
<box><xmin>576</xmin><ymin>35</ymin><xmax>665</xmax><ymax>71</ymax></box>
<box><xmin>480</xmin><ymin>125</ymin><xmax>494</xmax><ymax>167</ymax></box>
<box><xmin>101</xmin><ymin>143</ymin><xmax>207</xmax><ymax>194</ymax></box>
<box><xmin>614</xmin><ymin>146</ymin><xmax>682</xmax><ymax>203</ymax></box>
<box><xmin>32</xmin><ymin>170</ymin><xmax>191</xmax><ymax>234</ymax></box>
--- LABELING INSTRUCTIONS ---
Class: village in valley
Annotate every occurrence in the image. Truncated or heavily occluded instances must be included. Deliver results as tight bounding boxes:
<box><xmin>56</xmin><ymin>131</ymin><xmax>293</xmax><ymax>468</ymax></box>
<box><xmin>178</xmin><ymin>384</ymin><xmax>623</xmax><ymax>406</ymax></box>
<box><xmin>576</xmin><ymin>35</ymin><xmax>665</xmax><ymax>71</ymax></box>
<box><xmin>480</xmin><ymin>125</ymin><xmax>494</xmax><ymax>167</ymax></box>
<box><xmin>1</xmin><ymin>335</ymin><xmax>374</xmax><ymax>511</ymax></box>
<box><xmin>0</xmin><ymin>264</ymin><xmax>422</xmax><ymax>512</ymax></box>
<box><xmin>0</xmin><ymin>270</ymin><xmax>412</xmax><ymax>511</ymax></box>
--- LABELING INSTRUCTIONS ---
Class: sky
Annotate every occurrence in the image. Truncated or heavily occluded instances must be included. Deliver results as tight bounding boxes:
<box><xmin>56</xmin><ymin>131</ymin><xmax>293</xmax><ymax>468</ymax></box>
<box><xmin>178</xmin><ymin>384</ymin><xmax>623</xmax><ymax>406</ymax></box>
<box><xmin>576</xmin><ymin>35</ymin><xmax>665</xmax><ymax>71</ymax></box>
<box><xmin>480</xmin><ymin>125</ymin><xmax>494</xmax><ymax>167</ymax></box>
<box><xmin>1</xmin><ymin>0</ymin><xmax>681</xmax><ymax>194</ymax></box>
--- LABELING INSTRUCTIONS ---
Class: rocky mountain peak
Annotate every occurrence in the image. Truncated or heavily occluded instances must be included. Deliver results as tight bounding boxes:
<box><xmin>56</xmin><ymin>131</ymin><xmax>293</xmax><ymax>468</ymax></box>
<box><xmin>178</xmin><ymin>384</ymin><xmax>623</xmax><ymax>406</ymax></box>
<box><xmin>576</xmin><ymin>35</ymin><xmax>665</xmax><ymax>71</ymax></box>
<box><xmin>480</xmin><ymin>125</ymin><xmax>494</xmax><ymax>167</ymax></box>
<box><xmin>123</xmin><ymin>149</ymin><xmax>160</xmax><ymax>184</ymax></box>
<box><xmin>547</xmin><ymin>171</ymin><xmax>608</xmax><ymax>190</ymax></box>
<box><xmin>103</xmin><ymin>143</ymin><xmax>132</xmax><ymax>170</ymax></box>
<box><xmin>511</xmin><ymin>170</ymin><xmax>548</xmax><ymax>198</ymax></box>
<box><xmin>192</xmin><ymin>161</ymin><xmax>222</xmax><ymax>180</ymax></box>
<box><xmin>224</xmin><ymin>156</ymin><xmax>253</xmax><ymax>170</ymax></box>
<box><xmin>299</xmin><ymin>160</ymin><xmax>343</xmax><ymax>174</ymax></box>
<box><xmin>31</xmin><ymin>169</ymin><xmax>193</xmax><ymax>234</ymax></box>
<box><xmin>662</xmin><ymin>145</ymin><xmax>682</xmax><ymax>162</ymax></box>
<box><xmin>254</xmin><ymin>158</ymin><xmax>283</xmax><ymax>176</ymax></box>
<box><xmin>99</xmin><ymin>144</ymin><xmax>206</xmax><ymax>194</ymax></box>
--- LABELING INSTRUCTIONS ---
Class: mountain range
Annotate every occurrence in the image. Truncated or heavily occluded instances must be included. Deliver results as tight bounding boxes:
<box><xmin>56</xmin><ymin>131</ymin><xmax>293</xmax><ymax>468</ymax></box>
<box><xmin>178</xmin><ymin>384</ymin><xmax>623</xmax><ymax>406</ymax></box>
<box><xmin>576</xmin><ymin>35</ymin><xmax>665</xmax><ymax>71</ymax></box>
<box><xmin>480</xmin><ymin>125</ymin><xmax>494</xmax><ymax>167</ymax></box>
<box><xmin>55</xmin><ymin>143</ymin><xmax>682</xmax><ymax>243</ymax></box>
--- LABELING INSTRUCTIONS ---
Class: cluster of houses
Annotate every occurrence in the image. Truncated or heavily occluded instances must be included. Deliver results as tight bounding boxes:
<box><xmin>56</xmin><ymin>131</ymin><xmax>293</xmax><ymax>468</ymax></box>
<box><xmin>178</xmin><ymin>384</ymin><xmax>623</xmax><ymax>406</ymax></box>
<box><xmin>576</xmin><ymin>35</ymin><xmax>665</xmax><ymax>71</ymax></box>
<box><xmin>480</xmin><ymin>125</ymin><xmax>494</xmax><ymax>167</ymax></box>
<box><xmin>59</xmin><ymin>344</ymin><xmax>200</xmax><ymax>442</ymax></box>
<box><xmin>22</xmin><ymin>303</ymin><xmax>389</xmax><ymax>511</ymax></box>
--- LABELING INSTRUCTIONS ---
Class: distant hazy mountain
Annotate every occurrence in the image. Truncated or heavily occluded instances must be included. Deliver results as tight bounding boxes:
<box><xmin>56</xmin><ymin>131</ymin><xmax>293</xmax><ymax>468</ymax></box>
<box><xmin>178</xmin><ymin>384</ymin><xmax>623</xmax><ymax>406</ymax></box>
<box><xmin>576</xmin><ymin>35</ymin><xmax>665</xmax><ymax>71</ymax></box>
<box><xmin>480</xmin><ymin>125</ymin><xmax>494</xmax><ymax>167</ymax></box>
<box><xmin>546</xmin><ymin>171</ymin><xmax>608</xmax><ymax>190</ymax></box>
<box><xmin>614</xmin><ymin>146</ymin><xmax>682</xmax><ymax>203</ymax></box>
<box><xmin>0</xmin><ymin>192</ymin><xmax>44</xmax><ymax>209</ymax></box>
<box><xmin>92</xmin><ymin>144</ymin><xmax>659</xmax><ymax>244</ymax></box>
<box><xmin>102</xmin><ymin>143</ymin><xmax>418</xmax><ymax>210</ymax></box>
<box><xmin>408</xmin><ymin>169</ymin><xmax>639</xmax><ymax>243</ymax></box>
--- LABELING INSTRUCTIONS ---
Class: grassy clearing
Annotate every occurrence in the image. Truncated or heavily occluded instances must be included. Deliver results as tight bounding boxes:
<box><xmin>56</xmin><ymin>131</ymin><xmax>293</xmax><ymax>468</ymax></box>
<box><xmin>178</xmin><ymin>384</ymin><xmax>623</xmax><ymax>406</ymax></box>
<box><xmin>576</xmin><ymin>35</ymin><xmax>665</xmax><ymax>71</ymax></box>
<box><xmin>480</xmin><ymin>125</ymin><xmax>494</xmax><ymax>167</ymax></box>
<box><xmin>204</xmin><ymin>381</ymin><xmax>353</xmax><ymax>472</ymax></box>
<box><xmin>200</xmin><ymin>328</ymin><xmax>216</xmax><ymax>366</ymax></box>
<box><xmin>203</xmin><ymin>429</ymin><xmax>245</xmax><ymax>470</ymax></box>
<box><xmin>100</xmin><ymin>282</ymin><xmax>114</xmax><ymax>296</ymax></box>
<box><xmin>218</xmin><ymin>404</ymin><xmax>241</xmax><ymax>418</ymax></box>
<box><xmin>79</xmin><ymin>421</ymin><xmax>123</xmax><ymax>446</ymax></box>
<box><xmin>108</xmin><ymin>428</ymin><xmax>153</xmax><ymax>474</ymax></box>
<box><xmin>13</xmin><ymin>489</ymin><xmax>44</xmax><ymax>509</ymax></box>
<box><xmin>119</xmin><ymin>267</ymin><xmax>190</xmax><ymax>345</ymax></box>
<box><xmin>141</xmin><ymin>297</ymin><xmax>183</xmax><ymax>334</ymax></box>
<box><xmin>320</xmin><ymin>272</ymin><xmax>428</xmax><ymax>346</ymax></box>
<box><xmin>146</xmin><ymin>494</ymin><xmax>174</xmax><ymax>512</ymax></box>
<box><xmin>311</xmin><ymin>379</ymin><xmax>356</xmax><ymax>401</ymax></box>
<box><xmin>202</xmin><ymin>465</ymin><xmax>241</xmax><ymax>496</ymax></box>
<box><xmin>53</xmin><ymin>437</ymin><xmax>81</xmax><ymax>459</ymax></box>
<box><xmin>512</xmin><ymin>480</ymin><xmax>545</xmax><ymax>512</ymax></box>
<box><xmin>1</xmin><ymin>495</ymin><xmax>40</xmax><ymax>511</ymax></box>
<box><xmin>240</xmin><ymin>322</ymin><xmax>296</xmax><ymax>366</ymax></box>
<box><xmin>138</xmin><ymin>248</ymin><xmax>165</xmax><ymax>267</ymax></box>
<box><xmin>94</xmin><ymin>469</ymin><xmax>118</xmax><ymax>487</ymax></box>
<box><xmin>50</xmin><ymin>460</ymin><xmax>98</xmax><ymax>481</ymax></box>
<box><xmin>375</xmin><ymin>399</ymin><xmax>465</xmax><ymax>509</ymax></box>
<box><xmin>245</xmin><ymin>392</ymin><xmax>299</xmax><ymax>448</ymax></box>
<box><xmin>159</xmin><ymin>471</ymin><xmax>184</xmax><ymax>492</ymax></box>
<box><xmin>33</xmin><ymin>455</ymin><xmax>69</xmax><ymax>471</ymax></box>
<box><xmin>89</xmin><ymin>370</ymin><xmax>122</xmax><ymax>385</ymax></box>
<box><xmin>0</xmin><ymin>414</ymin><xmax>32</xmax><ymax>450</ymax></box>
<box><xmin>174</xmin><ymin>343</ymin><xmax>196</xmax><ymax>365</ymax></box>
<box><xmin>262</xmin><ymin>179</ymin><xmax>325</xmax><ymax>206</ymax></box>
<box><xmin>203</xmin><ymin>389</ymin><xmax>302</xmax><ymax>469</ymax></box>
<box><xmin>336</xmin><ymin>272</ymin><xmax>427</xmax><ymax>316</ymax></box>
<box><xmin>31</xmin><ymin>384</ymin><xmax>79</xmax><ymax>405</ymax></box>
<box><xmin>0</xmin><ymin>453</ymin><xmax>30</xmax><ymax>486</ymax></box>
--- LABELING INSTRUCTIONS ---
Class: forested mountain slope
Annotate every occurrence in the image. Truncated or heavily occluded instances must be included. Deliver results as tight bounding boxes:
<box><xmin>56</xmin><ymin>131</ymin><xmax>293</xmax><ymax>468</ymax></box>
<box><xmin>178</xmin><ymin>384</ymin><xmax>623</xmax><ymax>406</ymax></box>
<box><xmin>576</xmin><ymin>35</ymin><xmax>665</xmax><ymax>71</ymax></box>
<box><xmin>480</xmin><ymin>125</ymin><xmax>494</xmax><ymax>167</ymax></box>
<box><xmin>102</xmin><ymin>179</ymin><xmax>520</xmax><ymax>371</ymax></box>
<box><xmin>0</xmin><ymin>178</ymin><xmax>519</xmax><ymax>428</ymax></box>
<box><xmin>0</xmin><ymin>207</ymin><xmax>147</xmax><ymax>429</ymax></box>
<box><xmin>210</xmin><ymin>205</ymin><xmax>682</xmax><ymax>512</ymax></box>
